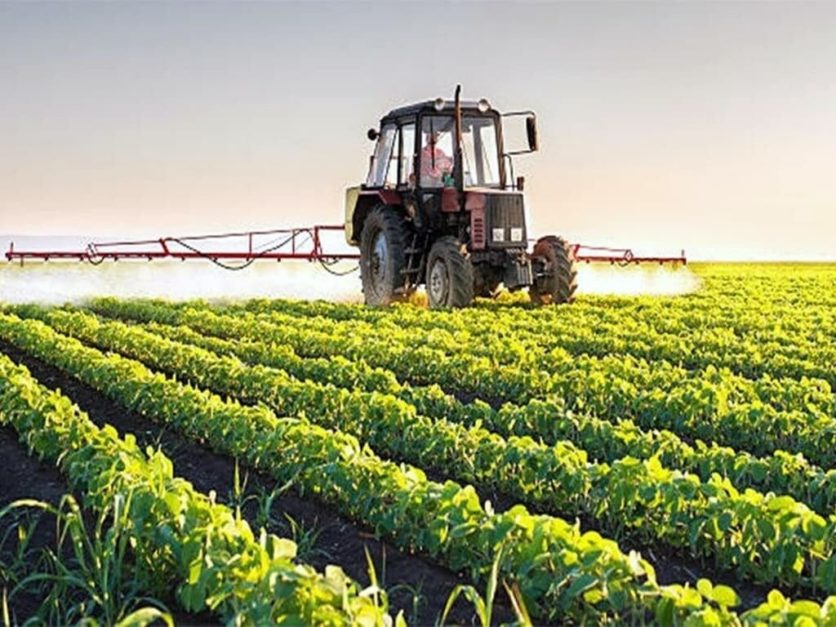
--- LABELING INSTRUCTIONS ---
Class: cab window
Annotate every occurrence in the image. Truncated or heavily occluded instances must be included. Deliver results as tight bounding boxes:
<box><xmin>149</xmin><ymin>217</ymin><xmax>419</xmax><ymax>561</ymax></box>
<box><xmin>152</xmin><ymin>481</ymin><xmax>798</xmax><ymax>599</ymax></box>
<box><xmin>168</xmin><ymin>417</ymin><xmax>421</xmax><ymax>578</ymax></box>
<box><xmin>420</xmin><ymin>116</ymin><xmax>456</xmax><ymax>187</ymax></box>
<box><xmin>366</xmin><ymin>124</ymin><xmax>396</xmax><ymax>187</ymax></box>
<box><xmin>399</xmin><ymin>123</ymin><xmax>416</xmax><ymax>186</ymax></box>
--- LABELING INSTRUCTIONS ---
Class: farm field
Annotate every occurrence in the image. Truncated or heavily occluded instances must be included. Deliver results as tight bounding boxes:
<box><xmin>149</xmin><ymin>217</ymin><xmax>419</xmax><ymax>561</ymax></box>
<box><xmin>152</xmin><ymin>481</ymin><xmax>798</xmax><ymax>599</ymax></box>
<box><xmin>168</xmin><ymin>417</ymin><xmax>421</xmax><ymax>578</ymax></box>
<box><xmin>0</xmin><ymin>262</ymin><xmax>834</xmax><ymax>625</ymax></box>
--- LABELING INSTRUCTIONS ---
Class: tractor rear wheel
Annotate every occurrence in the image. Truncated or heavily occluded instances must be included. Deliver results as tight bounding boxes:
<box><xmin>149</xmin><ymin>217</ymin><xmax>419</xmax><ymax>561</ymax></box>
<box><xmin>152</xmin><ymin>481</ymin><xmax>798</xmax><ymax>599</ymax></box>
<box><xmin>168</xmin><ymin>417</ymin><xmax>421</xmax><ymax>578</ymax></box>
<box><xmin>529</xmin><ymin>235</ymin><xmax>578</xmax><ymax>305</ymax></box>
<box><xmin>426</xmin><ymin>236</ymin><xmax>474</xmax><ymax>309</ymax></box>
<box><xmin>360</xmin><ymin>205</ymin><xmax>410</xmax><ymax>306</ymax></box>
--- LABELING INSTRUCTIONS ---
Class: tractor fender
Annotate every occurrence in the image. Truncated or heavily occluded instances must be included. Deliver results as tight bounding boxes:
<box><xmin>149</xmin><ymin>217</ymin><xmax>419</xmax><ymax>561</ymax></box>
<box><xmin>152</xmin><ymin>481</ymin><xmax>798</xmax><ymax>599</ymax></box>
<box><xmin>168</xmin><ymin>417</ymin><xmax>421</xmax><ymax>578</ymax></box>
<box><xmin>344</xmin><ymin>188</ymin><xmax>402</xmax><ymax>245</ymax></box>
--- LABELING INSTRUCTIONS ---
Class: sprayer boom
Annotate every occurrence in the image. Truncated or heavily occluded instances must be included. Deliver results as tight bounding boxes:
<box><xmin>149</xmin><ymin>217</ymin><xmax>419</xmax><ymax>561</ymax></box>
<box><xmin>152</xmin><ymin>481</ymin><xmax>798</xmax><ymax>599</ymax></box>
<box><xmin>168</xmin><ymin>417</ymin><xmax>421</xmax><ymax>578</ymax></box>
<box><xmin>5</xmin><ymin>226</ymin><xmax>685</xmax><ymax>268</ymax></box>
<box><xmin>5</xmin><ymin>225</ymin><xmax>359</xmax><ymax>269</ymax></box>
<box><xmin>572</xmin><ymin>245</ymin><xmax>687</xmax><ymax>266</ymax></box>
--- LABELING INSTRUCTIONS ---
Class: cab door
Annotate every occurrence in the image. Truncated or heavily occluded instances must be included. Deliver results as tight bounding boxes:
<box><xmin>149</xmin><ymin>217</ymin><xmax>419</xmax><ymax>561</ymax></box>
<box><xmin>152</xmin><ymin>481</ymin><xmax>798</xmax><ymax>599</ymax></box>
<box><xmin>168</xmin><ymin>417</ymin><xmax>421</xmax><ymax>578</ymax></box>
<box><xmin>398</xmin><ymin>122</ymin><xmax>416</xmax><ymax>188</ymax></box>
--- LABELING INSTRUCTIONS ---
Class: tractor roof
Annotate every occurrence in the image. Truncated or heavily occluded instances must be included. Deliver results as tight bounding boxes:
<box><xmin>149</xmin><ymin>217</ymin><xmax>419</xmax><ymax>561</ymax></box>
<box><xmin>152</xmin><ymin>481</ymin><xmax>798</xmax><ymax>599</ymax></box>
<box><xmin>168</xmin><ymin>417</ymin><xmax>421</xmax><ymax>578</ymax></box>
<box><xmin>383</xmin><ymin>100</ymin><xmax>492</xmax><ymax>120</ymax></box>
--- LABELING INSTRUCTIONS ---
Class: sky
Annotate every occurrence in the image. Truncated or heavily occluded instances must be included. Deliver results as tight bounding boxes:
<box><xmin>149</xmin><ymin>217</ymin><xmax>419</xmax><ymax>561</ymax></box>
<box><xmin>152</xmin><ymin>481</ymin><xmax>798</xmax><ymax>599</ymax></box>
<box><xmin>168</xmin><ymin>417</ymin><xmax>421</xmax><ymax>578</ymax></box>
<box><xmin>1</xmin><ymin>1</ymin><xmax>834</xmax><ymax>260</ymax></box>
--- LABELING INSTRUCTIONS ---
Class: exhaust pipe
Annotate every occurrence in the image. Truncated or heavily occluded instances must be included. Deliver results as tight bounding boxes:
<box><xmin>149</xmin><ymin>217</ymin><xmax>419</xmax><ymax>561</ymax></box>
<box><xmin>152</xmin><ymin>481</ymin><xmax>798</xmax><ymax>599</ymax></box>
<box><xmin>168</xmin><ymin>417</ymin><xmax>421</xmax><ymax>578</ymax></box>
<box><xmin>453</xmin><ymin>84</ymin><xmax>464</xmax><ymax>207</ymax></box>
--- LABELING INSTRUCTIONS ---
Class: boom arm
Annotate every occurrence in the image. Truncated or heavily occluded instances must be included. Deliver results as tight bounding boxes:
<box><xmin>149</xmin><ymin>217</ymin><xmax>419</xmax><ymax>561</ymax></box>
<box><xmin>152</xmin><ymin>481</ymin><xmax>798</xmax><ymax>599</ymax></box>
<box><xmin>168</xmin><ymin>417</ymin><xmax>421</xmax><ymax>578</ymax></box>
<box><xmin>5</xmin><ymin>226</ymin><xmax>359</xmax><ymax>267</ymax></box>
<box><xmin>571</xmin><ymin>244</ymin><xmax>687</xmax><ymax>266</ymax></box>
<box><xmin>5</xmin><ymin>226</ymin><xmax>685</xmax><ymax>267</ymax></box>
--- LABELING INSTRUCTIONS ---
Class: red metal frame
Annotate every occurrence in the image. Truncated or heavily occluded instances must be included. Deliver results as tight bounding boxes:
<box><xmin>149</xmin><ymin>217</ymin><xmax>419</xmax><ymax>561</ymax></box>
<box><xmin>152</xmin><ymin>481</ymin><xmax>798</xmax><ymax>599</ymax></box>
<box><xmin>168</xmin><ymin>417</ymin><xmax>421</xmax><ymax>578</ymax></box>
<box><xmin>5</xmin><ymin>225</ymin><xmax>359</xmax><ymax>265</ymax></box>
<box><xmin>572</xmin><ymin>244</ymin><xmax>686</xmax><ymax>265</ymax></box>
<box><xmin>5</xmin><ymin>225</ymin><xmax>685</xmax><ymax>266</ymax></box>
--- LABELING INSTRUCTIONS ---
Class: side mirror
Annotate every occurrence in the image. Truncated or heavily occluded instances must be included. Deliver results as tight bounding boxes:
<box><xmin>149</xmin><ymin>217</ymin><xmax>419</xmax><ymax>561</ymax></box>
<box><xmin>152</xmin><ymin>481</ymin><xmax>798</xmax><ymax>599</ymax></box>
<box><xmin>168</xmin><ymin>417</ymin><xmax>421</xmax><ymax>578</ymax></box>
<box><xmin>525</xmin><ymin>116</ymin><xmax>538</xmax><ymax>152</ymax></box>
<box><xmin>367</xmin><ymin>128</ymin><xmax>379</xmax><ymax>141</ymax></box>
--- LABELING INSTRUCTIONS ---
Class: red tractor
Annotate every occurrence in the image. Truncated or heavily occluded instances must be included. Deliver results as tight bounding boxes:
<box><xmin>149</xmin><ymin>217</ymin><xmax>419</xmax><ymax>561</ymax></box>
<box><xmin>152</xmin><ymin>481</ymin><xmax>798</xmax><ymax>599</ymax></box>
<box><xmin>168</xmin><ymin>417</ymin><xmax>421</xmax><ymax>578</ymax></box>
<box><xmin>345</xmin><ymin>86</ymin><xmax>576</xmax><ymax>309</ymax></box>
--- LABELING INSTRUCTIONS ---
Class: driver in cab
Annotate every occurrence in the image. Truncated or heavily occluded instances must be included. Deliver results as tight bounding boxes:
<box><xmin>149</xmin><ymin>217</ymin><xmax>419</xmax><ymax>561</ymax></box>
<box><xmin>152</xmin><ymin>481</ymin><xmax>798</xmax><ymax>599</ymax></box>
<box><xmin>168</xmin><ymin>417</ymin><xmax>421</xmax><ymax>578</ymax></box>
<box><xmin>420</xmin><ymin>131</ymin><xmax>454</xmax><ymax>187</ymax></box>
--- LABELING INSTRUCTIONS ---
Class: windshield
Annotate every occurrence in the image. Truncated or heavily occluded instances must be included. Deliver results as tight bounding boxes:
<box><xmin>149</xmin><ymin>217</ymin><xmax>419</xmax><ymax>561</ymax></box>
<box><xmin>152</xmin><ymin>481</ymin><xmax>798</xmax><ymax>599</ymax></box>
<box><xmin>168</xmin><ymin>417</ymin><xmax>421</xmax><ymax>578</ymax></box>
<box><xmin>420</xmin><ymin>115</ymin><xmax>501</xmax><ymax>188</ymax></box>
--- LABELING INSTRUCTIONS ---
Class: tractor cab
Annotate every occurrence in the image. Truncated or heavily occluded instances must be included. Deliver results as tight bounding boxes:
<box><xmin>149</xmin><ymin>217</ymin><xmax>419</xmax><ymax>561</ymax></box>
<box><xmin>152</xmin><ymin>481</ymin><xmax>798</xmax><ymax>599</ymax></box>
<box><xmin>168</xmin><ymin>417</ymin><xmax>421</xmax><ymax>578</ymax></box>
<box><xmin>364</xmin><ymin>100</ymin><xmax>505</xmax><ymax>191</ymax></box>
<box><xmin>345</xmin><ymin>87</ymin><xmax>576</xmax><ymax>309</ymax></box>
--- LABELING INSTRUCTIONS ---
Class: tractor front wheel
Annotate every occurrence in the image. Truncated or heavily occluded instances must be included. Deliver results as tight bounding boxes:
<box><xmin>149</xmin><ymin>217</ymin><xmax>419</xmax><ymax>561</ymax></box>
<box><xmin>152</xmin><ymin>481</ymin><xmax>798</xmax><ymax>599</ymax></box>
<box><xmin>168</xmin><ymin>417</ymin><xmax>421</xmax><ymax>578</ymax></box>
<box><xmin>529</xmin><ymin>235</ymin><xmax>578</xmax><ymax>305</ymax></box>
<box><xmin>360</xmin><ymin>205</ymin><xmax>410</xmax><ymax>306</ymax></box>
<box><xmin>426</xmin><ymin>236</ymin><xmax>474</xmax><ymax>309</ymax></box>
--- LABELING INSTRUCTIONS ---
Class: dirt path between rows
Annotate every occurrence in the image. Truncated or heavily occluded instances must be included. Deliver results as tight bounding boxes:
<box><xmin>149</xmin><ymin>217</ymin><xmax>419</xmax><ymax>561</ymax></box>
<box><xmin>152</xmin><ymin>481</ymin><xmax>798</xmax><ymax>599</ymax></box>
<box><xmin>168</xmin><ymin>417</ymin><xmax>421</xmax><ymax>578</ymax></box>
<box><xmin>0</xmin><ymin>425</ymin><xmax>67</xmax><ymax>621</ymax></box>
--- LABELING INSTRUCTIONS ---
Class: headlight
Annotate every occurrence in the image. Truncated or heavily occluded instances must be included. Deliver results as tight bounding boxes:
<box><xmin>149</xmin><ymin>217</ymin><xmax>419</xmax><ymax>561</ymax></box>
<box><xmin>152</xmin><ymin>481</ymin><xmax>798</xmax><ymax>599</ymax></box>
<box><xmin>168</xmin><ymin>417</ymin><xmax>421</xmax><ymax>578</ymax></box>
<box><xmin>434</xmin><ymin>98</ymin><xmax>445</xmax><ymax>112</ymax></box>
<box><xmin>492</xmin><ymin>228</ymin><xmax>505</xmax><ymax>242</ymax></box>
<box><xmin>510</xmin><ymin>227</ymin><xmax>523</xmax><ymax>241</ymax></box>
<box><xmin>477</xmin><ymin>98</ymin><xmax>491</xmax><ymax>113</ymax></box>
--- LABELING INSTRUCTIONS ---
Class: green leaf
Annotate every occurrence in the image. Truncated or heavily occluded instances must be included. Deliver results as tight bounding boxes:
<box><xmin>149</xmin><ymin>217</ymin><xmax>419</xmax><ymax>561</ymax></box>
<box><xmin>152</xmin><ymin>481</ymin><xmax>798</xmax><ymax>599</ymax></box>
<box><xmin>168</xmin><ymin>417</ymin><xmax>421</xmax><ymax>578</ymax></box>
<box><xmin>711</xmin><ymin>585</ymin><xmax>739</xmax><ymax>608</ymax></box>
<box><xmin>564</xmin><ymin>574</ymin><xmax>598</xmax><ymax>603</ymax></box>
<box><xmin>766</xmin><ymin>495</ymin><xmax>797</xmax><ymax>511</ymax></box>
<box><xmin>116</xmin><ymin>607</ymin><xmax>174</xmax><ymax>627</ymax></box>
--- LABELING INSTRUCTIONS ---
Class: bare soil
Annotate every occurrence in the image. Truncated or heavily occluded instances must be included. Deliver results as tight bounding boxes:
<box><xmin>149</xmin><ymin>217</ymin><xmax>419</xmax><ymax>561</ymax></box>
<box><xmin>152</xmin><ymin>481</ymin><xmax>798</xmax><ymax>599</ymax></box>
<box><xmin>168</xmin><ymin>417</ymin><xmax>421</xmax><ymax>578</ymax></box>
<box><xmin>0</xmin><ymin>425</ymin><xmax>66</xmax><ymax>622</ymax></box>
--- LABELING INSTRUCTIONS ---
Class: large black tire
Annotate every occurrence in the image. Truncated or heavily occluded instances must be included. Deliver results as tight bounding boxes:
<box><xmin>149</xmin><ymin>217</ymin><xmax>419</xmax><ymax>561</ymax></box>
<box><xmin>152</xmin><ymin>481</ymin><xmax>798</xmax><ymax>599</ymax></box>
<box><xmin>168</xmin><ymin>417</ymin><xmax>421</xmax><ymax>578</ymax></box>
<box><xmin>426</xmin><ymin>236</ymin><xmax>474</xmax><ymax>309</ymax></box>
<box><xmin>359</xmin><ymin>205</ymin><xmax>410</xmax><ymax>306</ymax></box>
<box><xmin>529</xmin><ymin>235</ymin><xmax>578</xmax><ymax>305</ymax></box>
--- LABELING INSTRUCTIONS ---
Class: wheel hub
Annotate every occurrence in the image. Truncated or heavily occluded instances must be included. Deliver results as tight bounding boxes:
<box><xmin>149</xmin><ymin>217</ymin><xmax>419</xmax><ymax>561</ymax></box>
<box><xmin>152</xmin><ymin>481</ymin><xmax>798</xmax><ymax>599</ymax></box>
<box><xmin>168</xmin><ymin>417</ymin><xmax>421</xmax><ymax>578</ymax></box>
<box><xmin>371</xmin><ymin>231</ymin><xmax>388</xmax><ymax>287</ymax></box>
<box><xmin>428</xmin><ymin>259</ymin><xmax>449</xmax><ymax>305</ymax></box>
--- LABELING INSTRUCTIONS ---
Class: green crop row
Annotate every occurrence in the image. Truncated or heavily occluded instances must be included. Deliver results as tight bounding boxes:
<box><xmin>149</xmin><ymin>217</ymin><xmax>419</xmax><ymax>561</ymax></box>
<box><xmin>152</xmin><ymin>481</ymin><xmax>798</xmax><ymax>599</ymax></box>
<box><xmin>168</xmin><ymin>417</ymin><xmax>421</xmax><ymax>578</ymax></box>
<box><xmin>231</xmin><ymin>263</ymin><xmax>835</xmax><ymax>336</ymax></box>
<box><xmin>0</xmin><ymin>310</ymin><xmax>752</xmax><ymax>625</ymax></box>
<box><xmin>232</xmin><ymin>295</ymin><xmax>835</xmax><ymax>397</ymax></box>
<box><xmin>235</xmin><ymin>303</ymin><xmax>833</xmax><ymax>415</ymax></box>
<box><xmin>221</xmin><ymin>264</ymin><xmax>835</xmax><ymax>389</ymax></box>
<box><xmin>5</xmin><ymin>312</ymin><xmax>836</xmax><ymax>625</ymax></box>
<box><xmin>0</xmin><ymin>352</ymin><xmax>389</xmax><ymax>626</ymax></box>
<box><xmin>113</xmin><ymin>295</ymin><xmax>834</xmax><ymax>414</ymax></box>
<box><xmin>87</xmin><ymin>298</ymin><xmax>836</xmax><ymax>468</ymax></box>
<box><xmin>25</xmin><ymin>308</ymin><xmax>836</xmax><ymax>593</ymax></box>
<box><xmin>113</xmin><ymin>314</ymin><xmax>836</xmax><ymax>516</ymax></box>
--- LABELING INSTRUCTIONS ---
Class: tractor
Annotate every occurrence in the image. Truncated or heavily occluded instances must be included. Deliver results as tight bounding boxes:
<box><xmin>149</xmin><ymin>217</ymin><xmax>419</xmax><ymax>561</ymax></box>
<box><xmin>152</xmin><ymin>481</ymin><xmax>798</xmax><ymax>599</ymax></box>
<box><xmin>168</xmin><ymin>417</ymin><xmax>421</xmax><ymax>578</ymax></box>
<box><xmin>6</xmin><ymin>86</ymin><xmax>684</xmax><ymax>291</ymax></box>
<box><xmin>345</xmin><ymin>86</ymin><xmax>576</xmax><ymax>309</ymax></box>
